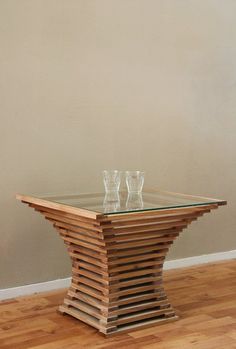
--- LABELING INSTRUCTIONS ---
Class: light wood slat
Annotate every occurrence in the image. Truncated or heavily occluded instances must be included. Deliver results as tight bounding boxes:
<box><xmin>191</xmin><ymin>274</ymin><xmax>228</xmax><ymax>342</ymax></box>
<box><xmin>108</xmin><ymin>243</ymin><xmax>170</xmax><ymax>257</ymax></box>
<box><xmin>73</xmin><ymin>260</ymin><xmax>108</xmax><ymax>276</ymax></box>
<box><xmin>43</xmin><ymin>212</ymin><xmax>103</xmax><ymax>236</ymax></box>
<box><xmin>106</xmin><ymin>234</ymin><xmax>179</xmax><ymax>250</ymax></box>
<box><xmin>72</xmin><ymin>275</ymin><xmax>109</xmax><ymax>294</ymax></box>
<box><xmin>108</xmin><ymin>211</ymin><xmax>206</xmax><ymax>227</ymax></box>
<box><xmin>108</xmin><ymin>251</ymin><xmax>168</xmax><ymax>265</ymax></box>
<box><xmin>59</xmin><ymin>305</ymin><xmax>103</xmax><ymax>330</ymax></box>
<box><xmin>108</xmin><ymin>284</ymin><xmax>164</xmax><ymax>299</ymax></box>
<box><xmin>105</xmin><ymin>230</ymin><xmax>182</xmax><ymax>242</ymax></box>
<box><xmin>58</xmin><ymin>232</ymin><xmax>106</xmax><ymax>254</ymax></box>
<box><xmin>108</xmin><ymin>267</ymin><xmax>163</xmax><ymax>280</ymax></box>
<box><xmin>104</xmin><ymin>220</ymin><xmax>194</xmax><ymax>235</ymax></box>
<box><xmin>70</xmin><ymin>254</ymin><xmax>108</xmax><ymax>272</ymax></box>
<box><xmin>109</xmin><ymin>299</ymin><xmax>170</xmax><ymax>316</ymax></box>
<box><xmin>100</xmin><ymin>204</ymin><xmax>218</xmax><ymax>221</ymax></box>
<box><xmin>113</xmin><ymin>315</ymin><xmax>178</xmax><ymax>334</ymax></box>
<box><xmin>109</xmin><ymin>291</ymin><xmax>166</xmax><ymax>306</ymax></box>
<box><xmin>108</xmin><ymin>260</ymin><xmax>165</xmax><ymax>273</ymax></box>
<box><xmin>53</xmin><ymin>221</ymin><xmax>104</xmax><ymax>238</ymax></box>
<box><xmin>68</xmin><ymin>245</ymin><xmax>108</xmax><ymax>261</ymax></box>
<box><xmin>68</xmin><ymin>289</ymin><xmax>106</xmax><ymax>310</ymax></box>
<box><xmin>72</xmin><ymin>267</ymin><xmax>109</xmax><ymax>284</ymax></box>
<box><xmin>64</xmin><ymin>298</ymin><xmax>106</xmax><ymax>321</ymax></box>
<box><xmin>70</xmin><ymin>252</ymin><xmax>107</xmax><ymax>268</ymax></box>
<box><xmin>59</xmin><ymin>229</ymin><xmax>105</xmax><ymax>247</ymax></box>
<box><xmin>103</xmin><ymin>227</ymin><xmax>181</xmax><ymax>239</ymax></box>
<box><xmin>71</xmin><ymin>283</ymin><xmax>108</xmax><ymax>302</ymax></box>
<box><xmin>109</xmin><ymin>308</ymin><xmax>176</xmax><ymax>326</ymax></box>
<box><xmin>17</xmin><ymin>194</ymin><xmax>100</xmax><ymax>219</ymax></box>
<box><xmin>31</xmin><ymin>204</ymin><xmax>104</xmax><ymax>230</ymax></box>
<box><xmin>109</xmin><ymin>276</ymin><xmax>162</xmax><ymax>290</ymax></box>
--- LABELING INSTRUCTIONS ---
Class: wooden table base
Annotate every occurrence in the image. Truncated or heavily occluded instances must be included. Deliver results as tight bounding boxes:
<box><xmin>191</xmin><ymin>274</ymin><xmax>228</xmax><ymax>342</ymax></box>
<box><xmin>23</xmin><ymin>202</ymin><xmax>217</xmax><ymax>336</ymax></box>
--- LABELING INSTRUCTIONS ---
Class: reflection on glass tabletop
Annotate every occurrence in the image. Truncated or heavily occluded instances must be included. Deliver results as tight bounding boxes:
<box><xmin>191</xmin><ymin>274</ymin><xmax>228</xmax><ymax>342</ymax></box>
<box><xmin>37</xmin><ymin>189</ymin><xmax>226</xmax><ymax>215</ymax></box>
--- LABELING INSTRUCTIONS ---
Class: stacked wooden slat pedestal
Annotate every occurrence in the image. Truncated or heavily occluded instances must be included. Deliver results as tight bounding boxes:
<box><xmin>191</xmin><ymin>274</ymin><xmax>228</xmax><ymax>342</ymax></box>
<box><xmin>17</xmin><ymin>195</ymin><xmax>221</xmax><ymax>336</ymax></box>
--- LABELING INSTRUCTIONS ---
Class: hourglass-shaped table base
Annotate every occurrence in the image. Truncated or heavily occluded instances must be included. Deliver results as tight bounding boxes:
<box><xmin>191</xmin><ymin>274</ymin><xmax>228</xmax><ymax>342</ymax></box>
<box><xmin>16</xmin><ymin>192</ymin><xmax>225</xmax><ymax>336</ymax></box>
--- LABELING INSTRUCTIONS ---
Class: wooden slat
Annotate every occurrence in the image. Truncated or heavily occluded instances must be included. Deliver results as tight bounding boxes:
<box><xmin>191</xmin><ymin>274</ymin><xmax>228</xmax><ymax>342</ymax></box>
<box><xmin>109</xmin><ymin>299</ymin><xmax>170</xmax><ymax>316</ymax></box>
<box><xmin>17</xmin><ymin>194</ymin><xmax>100</xmax><ymax>219</ymax></box>
<box><xmin>106</xmin><ymin>234</ymin><xmax>179</xmax><ymax>250</ymax></box>
<box><xmin>100</xmin><ymin>204</ymin><xmax>218</xmax><ymax>222</ymax></box>
<box><xmin>31</xmin><ymin>204</ymin><xmax>104</xmax><ymax>230</ymax></box>
<box><xmin>64</xmin><ymin>298</ymin><xmax>106</xmax><ymax>321</ymax></box>
<box><xmin>104</xmin><ymin>220</ymin><xmax>194</xmax><ymax>236</ymax></box>
<box><xmin>59</xmin><ymin>229</ymin><xmax>105</xmax><ymax>247</ymax></box>
<box><xmin>108</xmin><ymin>211</ymin><xmax>206</xmax><ymax>227</ymax></box>
<box><xmin>68</xmin><ymin>289</ymin><xmax>106</xmax><ymax>310</ymax></box>
<box><xmin>108</xmin><ymin>267</ymin><xmax>163</xmax><ymax>281</ymax></box>
<box><xmin>108</xmin><ymin>259</ymin><xmax>165</xmax><ymax>273</ymax></box>
<box><xmin>108</xmin><ymin>251</ymin><xmax>167</xmax><ymax>265</ymax></box>
<box><xmin>68</xmin><ymin>244</ymin><xmax>108</xmax><ymax>261</ymax></box>
<box><xmin>109</xmin><ymin>308</ymin><xmax>175</xmax><ymax>326</ymax></box>
<box><xmin>108</xmin><ymin>243</ymin><xmax>170</xmax><ymax>258</ymax></box>
<box><xmin>72</xmin><ymin>267</ymin><xmax>108</xmax><ymax>285</ymax></box>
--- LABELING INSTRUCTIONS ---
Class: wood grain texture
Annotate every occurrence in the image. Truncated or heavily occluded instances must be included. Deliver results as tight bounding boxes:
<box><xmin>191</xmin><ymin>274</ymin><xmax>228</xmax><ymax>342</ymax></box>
<box><xmin>15</xmin><ymin>196</ymin><xmax>224</xmax><ymax>336</ymax></box>
<box><xmin>0</xmin><ymin>261</ymin><xmax>235</xmax><ymax>348</ymax></box>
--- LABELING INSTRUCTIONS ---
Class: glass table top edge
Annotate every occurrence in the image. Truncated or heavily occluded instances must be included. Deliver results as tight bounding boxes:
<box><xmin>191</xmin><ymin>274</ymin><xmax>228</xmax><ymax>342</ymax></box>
<box><xmin>16</xmin><ymin>190</ymin><xmax>226</xmax><ymax>216</ymax></box>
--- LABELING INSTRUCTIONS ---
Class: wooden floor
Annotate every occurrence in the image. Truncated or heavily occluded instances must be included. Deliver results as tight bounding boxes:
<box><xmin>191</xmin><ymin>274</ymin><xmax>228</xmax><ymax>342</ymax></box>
<box><xmin>0</xmin><ymin>260</ymin><xmax>236</xmax><ymax>349</ymax></box>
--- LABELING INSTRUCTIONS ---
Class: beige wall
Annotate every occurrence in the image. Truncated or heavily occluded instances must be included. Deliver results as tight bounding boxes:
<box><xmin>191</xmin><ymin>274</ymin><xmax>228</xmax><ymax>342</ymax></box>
<box><xmin>0</xmin><ymin>0</ymin><xmax>235</xmax><ymax>288</ymax></box>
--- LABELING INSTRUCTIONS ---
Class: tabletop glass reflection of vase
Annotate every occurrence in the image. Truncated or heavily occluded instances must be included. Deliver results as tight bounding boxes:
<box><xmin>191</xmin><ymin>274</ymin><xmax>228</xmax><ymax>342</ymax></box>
<box><xmin>103</xmin><ymin>191</ymin><xmax>120</xmax><ymax>213</ymax></box>
<box><xmin>126</xmin><ymin>192</ymin><xmax>144</xmax><ymax>210</ymax></box>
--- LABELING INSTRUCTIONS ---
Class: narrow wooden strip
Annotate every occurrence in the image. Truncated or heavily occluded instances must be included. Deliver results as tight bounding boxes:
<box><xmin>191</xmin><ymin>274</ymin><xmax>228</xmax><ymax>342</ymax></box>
<box><xmin>109</xmin><ymin>259</ymin><xmax>164</xmax><ymax>273</ymax></box>
<box><xmin>64</xmin><ymin>298</ymin><xmax>105</xmax><ymax>321</ymax></box>
<box><xmin>59</xmin><ymin>228</ymin><xmax>105</xmax><ymax>247</ymax></box>
<box><xmin>73</xmin><ymin>275</ymin><xmax>108</xmax><ymax>293</ymax></box>
<box><xmin>100</xmin><ymin>204</ymin><xmax>217</xmax><ymax>222</ymax></box>
<box><xmin>109</xmin><ymin>299</ymin><xmax>170</xmax><ymax>316</ymax></box>
<box><xmin>17</xmin><ymin>194</ymin><xmax>100</xmax><ymax>219</ymax></box>
<box><xmin>73</xmin><ymin>260</ymin><xmax>108</xmax><ymax>275</ymax></box>
<box><xmin>105</xmin><ymin>220</ymin><xmax>193</xmax><ymax>235</ymax></box>
<box><xmin>106</xmin><ymin>234</ymin><xmax>179</xmax><ymax>250</ymax></box>
<box><xmin>108</xmin><ymin>251</ymin><xmax>167</xmax><ymax>266</ymax></box>
<box><xmin>109</xmin><ymin>284</ymin><xmax>163</xmax><ymax>299</ymax></box>
<box><xmin>53</xmin><ymin>221</ymin><xmax>104</xmax><ymax>238</ymax></box>
<box><xmin>110</xmin><ymin>315</ymin><xmax>178</xmax><ymax>335</ymax></box>
<box><xmin>110</xmin><ymin>276</ymin><xmax>162</xmax><ymax>290</ymax></box>
<box><xmin>110</xmin><ymin>308</ymin><xmax>175</xmax><ymax>326</ymax></box>
<box><xmin>108</xmin><ymin>243</ymin><xmax>170</xmax><ymax>258</ymax></box>
<box><xmin>43</xmin><ymin>212</ymin><xmax>102</xmax><ymax>236</ymax></box>
<box><xmin>59</xmin><ymin>305</ymin><xmax>102</xmax><ymax>330</ymax></box>
<box><xmin>71</xmin><ymin>283</ymin><xmax>108</xmax><ymax>302</ymax></box>
<box><xmin>105</xmin><ymin>229</ymin><xmax>184</xmax><ymax>242</ymax></box>
<box><xmin>70</xmin><ymin>252</ymin><xmax>107</xmax><ymax>268</ymax></box>
<box><xmin>68</xmin><ymin>244</ymin><xmax>108</xmax><ymax>261</ymax></box>
<box><xmin>72</xmin><ymin>267</ymin><xmax>109</xmax><ymax>285</ymax></box>
<box><xmin>109</xmin><ymin>290</ymin><xmax>166</xmax><ymax>306</ymax></box>
<box><xmin>103</xmin><ymin>225</ymin><xmax>185</xmax><ymax>239</ymax></box>
<box><xmin>58</xmin><ymin>232</ymin><xmax>106</xmax><ymax>254</ymax></box>
<box><xmin>32</xmin><ymin>204</ymin><xmax>103</xmax><ymax>229</ymax></box>
<box><xmin>68</xmin><ymin>289</ymin><xmax>106</xmax><ymax>310</ymax></box>
<box><xmin>109</xmin><ymin>267</ymin><xmax>163</xmax><ymax>281</ymax></box>
<box><xmin>108</xmin><ymin>211</ymin><xmax>206</xmax><ymax>227</ymax></box>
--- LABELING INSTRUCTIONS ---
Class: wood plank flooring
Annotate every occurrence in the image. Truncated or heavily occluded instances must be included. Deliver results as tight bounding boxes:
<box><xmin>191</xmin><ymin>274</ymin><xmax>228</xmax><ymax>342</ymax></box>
<box><xmin>0</xmin><ymin>260</ymin><xmax>235</xmax><ymax>349</ymax></box>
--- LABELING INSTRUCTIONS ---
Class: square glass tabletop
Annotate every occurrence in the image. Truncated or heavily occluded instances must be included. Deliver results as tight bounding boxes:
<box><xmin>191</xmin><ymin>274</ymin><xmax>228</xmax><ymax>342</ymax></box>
<box><xmin>37</xmin><ymin>189</ymin><xmax>226</xmax><ymax>215</ymax></box>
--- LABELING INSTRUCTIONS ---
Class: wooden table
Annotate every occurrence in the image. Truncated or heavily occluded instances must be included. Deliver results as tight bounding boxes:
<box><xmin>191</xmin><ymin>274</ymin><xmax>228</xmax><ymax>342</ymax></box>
<box><xmin>16</xmin><ymin>189</ymin><xmax>226</xmax><ymax>336</ymax></box>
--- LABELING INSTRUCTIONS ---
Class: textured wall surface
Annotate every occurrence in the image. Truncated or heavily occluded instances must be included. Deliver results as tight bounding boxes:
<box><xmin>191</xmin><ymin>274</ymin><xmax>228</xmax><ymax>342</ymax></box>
<box><xmin>0</xmin><ymin>0</ymin><xmax>235</xmax><ymax>288</ymax></box>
